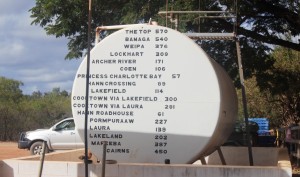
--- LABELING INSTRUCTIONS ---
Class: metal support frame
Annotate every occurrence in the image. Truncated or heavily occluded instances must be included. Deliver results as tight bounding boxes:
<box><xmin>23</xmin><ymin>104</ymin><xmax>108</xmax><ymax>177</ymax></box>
<box><xmin>158</xmin><ymin>10</ymin><xmax>235</xmax><ymax>15</ymax></box>
<box><xmin>91</xmin><ymin>0</ymin><xmax>253</xmax><ymax>167</ymax></box>
<box><xmin>217</xmin><ymin>147</ymin><xmax>226</xmax><ymax>165</ymax></box>
<box><xmin>185</xmin><ymin>33</ymin><xmax>235</xmax><ymax>40</ymax></box>
<box><xmin>95</xmin><ymin>24</ymin><xmax>141</xmax><ymax>44</ymax></box>
<box><xmin>159</xmin><ymin>11</ymin><xmax>235</xmax><ymax>20</ymax></box>
<box><xmin>236</xmin><ymin>39</ymin><xmax>254</xmax><ymax>166</ymax></box>
<box><xmin>200</xmin><ymin>157</ymin><xmax>207</xmax><ymax>165</ymax></box>
<box><xmin>95</xmin><ymin>21</ymin><xmax>157</xmax><ymax>44</ymax></box>
<box><xmin>200</xmin><ymin>146</ymin><xmax>226</xmax><ymax>165</ymax></box>
<box><xmin>159</xmin><ymin>0</ymin><xmax>254</xmax><ymax>166</ymax></box>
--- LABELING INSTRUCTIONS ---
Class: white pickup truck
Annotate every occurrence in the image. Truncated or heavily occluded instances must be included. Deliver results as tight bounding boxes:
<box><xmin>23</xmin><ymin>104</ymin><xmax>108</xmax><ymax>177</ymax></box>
<box><xmin>18</xmin><ymin>117</ymin><xmax>84</xmax><ymax>155</ymax></box>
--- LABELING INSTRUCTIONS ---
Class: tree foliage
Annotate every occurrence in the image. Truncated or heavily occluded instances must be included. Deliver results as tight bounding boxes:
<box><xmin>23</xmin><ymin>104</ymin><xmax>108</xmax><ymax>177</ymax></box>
<box><xmin>261</xmin><ymin>47</ymin><xmax>299</xmax><ymax>126</ymax></box>
<box><xmin>28</xmin><ymin>1</ymin><xmax>300</xmax><ymax>128</ymax></box>
<box><xmin>29</xmin><ymin>0</ymin><xmax>300</xmax><ymax>59</ymax></box>
<box><xmin>0</xmin><ymin>77</ymin><xmax>23</xmax><ymax>140</ymax></box>
<box><xmin>0</xmin><ymin>77</ymin><xmax>72</xmax><ymax>141</ymax></box>
<box><xmin>241</xmin><ymin>47</ymin><xmax>300</xmax><ymax>127</ymax></box>
<box><xmin>29</xmin><ymin>0</ymin><xmax>300</xmax><ymax>90</ymax></box>
<box><xmin>30</xmin><ymin>0</ymin><xmax>165</xmax><ymax>59</ymax></box>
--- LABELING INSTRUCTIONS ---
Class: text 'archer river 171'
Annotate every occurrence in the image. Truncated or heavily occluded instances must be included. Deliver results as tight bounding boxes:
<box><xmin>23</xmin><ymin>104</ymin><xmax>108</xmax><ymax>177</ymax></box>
<box><xmin>71</xmin><ymin>24</ymin><xmax>238</xmax><ymax>164</ymax></box>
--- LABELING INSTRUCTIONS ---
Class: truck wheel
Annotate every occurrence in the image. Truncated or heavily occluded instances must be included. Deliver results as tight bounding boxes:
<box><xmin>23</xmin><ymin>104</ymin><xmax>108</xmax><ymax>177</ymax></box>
<box><xmin>30</xmin><ymin>141</ymin><xmax>49</xmax><ymax>155</ymax></box>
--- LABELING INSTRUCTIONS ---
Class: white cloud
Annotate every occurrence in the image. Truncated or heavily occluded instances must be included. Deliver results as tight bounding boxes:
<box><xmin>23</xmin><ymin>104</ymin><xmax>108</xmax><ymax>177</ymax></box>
<box><xmin>46</xmin><ymin>80</ymin><xmax>75</xmax><ymax>92</ymax></box>
<box><xmin>19</xmin><ymin>67</ymin><xmax>76</xmax><ymax>83</ymax></box>
<box><xmin>0</xmin><ymin>0</ymin><xmax>82</xmax><ymax>94</ymax></box>
<box><xmin>21</xmin><ymin>85</ymin><xmax>39</xmax><ymax>94</ymax></box>
<box><xmin>0</xmin><ymin>1</ymin><xmax>30</xmax><ymax>15</ymax></box>
<box><xmin>0</xmin><ymin>40</ymin><xmax>24</xmax><ymax>60</ymax></box>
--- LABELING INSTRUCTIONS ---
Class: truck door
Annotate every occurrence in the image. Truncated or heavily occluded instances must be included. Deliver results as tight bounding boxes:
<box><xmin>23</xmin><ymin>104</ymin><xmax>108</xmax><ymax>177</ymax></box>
<box><xmin>49</xmin><ymin>119</ymin><xmax>77</xmax><ymax>149</ymax></box>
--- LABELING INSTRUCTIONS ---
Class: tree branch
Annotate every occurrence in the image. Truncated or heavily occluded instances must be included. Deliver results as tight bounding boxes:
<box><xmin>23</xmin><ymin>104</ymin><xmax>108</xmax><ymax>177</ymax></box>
<box><xmin>238</xmin><ymin>27</ymin><xmax>300</xmax><ymax>51</ymax></box>
<box><xmin>254</xmin><ymin>0</ymin><xmax>300</xmax><ymax>31</ymax></box>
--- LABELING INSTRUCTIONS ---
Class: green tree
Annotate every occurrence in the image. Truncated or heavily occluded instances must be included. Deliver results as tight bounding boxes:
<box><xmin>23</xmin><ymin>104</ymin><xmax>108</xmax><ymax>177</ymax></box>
<box><xmin>15</xmin><ymin>88</ymin><xmax>72</xmax><ymax>142</ymax></box>
<box><xmin>0</xmin><ymin>77</ymin><xmax>23</xmax><ymax>141</ymax></box>
<box><xmin>260</xmin><ymin>47</ymin><xmax>299</xmax><ymax>126</ymax></box>
<box><xmin>43</xmin><ymin>88</ymin><xmax>72</xmax><ymax>123</ymax></box>
<box><xmin>29</xmin><ymin>0</ymin><xmax>299</xmax><ymax>87</ymax></box>
<box><xmin>18</xmin><ymin>96</ymin><xmax>47</xmax><ymax>130</ymax></box>
<box><xmin>241</xmin><ymin>47</ymin><xmax>300</xmax><ymax>127</ymax></box>
<box><xmin>30</xmin><ymin>0</ymin><xmax>165</xmax><ymax>59</ymax></box>
<box><xmin>29</xmin><ymin>0</ymin><xmax>300</xmax><ymax>59</ymax></box>
<box><xmin>0</xmin><ymin>76</ymin><xmax>73</xmax><ymax>141</ymax></box>
<box><xmin>29</xmin><ymin>0</ymin><xmax>299</xmax><ymax>128</ymax></box>
<box><xmin>237</xmin><ymin>77</ymin><xmax>282</xmax><ymax>128</ymax></box>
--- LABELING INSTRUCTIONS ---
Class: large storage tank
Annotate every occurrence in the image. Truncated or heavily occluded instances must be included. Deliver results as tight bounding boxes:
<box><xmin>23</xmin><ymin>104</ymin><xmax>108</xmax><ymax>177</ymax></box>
<box><xmin>72</xmin><ymin>24</ymin><xmax>237</xmax><ymax>164</ymax></box>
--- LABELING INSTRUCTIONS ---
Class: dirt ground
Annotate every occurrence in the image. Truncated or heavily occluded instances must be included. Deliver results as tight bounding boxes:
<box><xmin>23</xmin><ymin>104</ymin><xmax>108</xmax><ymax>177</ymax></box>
<box><xmin>0</xmin><ymin>142</ymin><xmax>30</xmax><ymax>160</ymax></box>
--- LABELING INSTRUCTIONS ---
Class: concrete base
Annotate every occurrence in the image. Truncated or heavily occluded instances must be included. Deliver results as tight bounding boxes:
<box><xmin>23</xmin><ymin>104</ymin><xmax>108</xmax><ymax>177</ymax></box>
<box><xmin>0</xmin><ymin>147</ymin><xmax>292</xmax><ymax>177</ymax></box>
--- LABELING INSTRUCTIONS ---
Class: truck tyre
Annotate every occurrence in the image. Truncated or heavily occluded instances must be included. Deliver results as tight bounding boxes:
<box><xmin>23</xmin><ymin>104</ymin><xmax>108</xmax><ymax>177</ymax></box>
<box><xmin>30</xmin><ymin>141</ymin><xmax>49</xmax><ymax>155</ymax></box>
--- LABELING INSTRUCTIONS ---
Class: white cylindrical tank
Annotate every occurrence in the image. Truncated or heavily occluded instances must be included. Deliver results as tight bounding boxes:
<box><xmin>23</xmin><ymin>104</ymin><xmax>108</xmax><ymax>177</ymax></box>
<box><xmin>72</xmin><ymin>24</ymin><xmax>237</xmax><ymax>164</ymax></box>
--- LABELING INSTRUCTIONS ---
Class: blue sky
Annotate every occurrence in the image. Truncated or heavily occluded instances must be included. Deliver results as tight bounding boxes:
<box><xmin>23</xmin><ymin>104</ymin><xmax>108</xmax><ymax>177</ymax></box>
<box><xmin>0</xmin><ymin>1</ymin><xmax>81</xmax><ymax>94</ymax></box>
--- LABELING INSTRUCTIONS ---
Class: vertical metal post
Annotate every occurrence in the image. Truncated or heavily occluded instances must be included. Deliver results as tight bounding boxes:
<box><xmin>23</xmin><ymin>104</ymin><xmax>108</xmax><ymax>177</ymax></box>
<box><xmin>233</xmin><ymin>0</ymin><xmax>237</xmax><ymax>34</ymax></box>
<box><xmin>84</xmin><ymin>0</ymin><xmax>92</xmax><ymax>177</ymax></box>
<box><xmin>198</xmin><ymin>0</ymin><xmax>201</xmax><ymax>32</ymax></box>
<box><xmin>297</xmin><ymin>129</ymin><xmax>300</xmax><ymax>167</ymax></box>
<box><xmin>234</xmin><ymin>0</ymin><xmax>253</xmax><ymax>165</ymax></box>
<box><xmin>38</xmin><ymin>141</ymin><xmax>47</xmax><ymax>177</ymax></box>
<box><xmin>236</xmin><ymin>39</ymin><xmax>254</xmax><ymax>166</ymax></box>
<box><xmin>102</xmin><ymin>141</ymin><xmax>108</xmax><ymax>177</ymax></box>
<box><xmin>165</xmin><ymin>0</ymin><xmax>168</xmax><ymax>27</ymax></box>
<box><xmin>276</xmin><ymin>129</ymin><xmax>279</xmax><ymax>147</ymax></box>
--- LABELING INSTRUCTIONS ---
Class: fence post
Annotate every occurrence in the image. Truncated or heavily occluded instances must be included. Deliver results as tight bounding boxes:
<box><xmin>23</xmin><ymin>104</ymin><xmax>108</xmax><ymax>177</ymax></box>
<box><xmin>38</xmin><ymin>141</ymin><xmax>47</xmax><ymax>177</ymax></box>
<box><xmin>102</xmin><ymin>141</ymin><xmax>108</xmax><ymax>177</ymax></box>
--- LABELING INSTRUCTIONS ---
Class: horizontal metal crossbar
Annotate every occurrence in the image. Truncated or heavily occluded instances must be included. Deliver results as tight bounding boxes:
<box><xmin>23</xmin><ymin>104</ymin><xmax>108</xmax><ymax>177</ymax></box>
<box><xmin>158</xmin><ymin>11</ymin><xmax>236</xmax><ymax>19</ymax></box>
<box><xmin>158</xmin><ymin>11</ymin><xmax>234</xmax><ymax>14</ymax></box>
<box><xmin>184</xmin><ymin>33</ymin><xmax>235</xmax><ymax>40</ymax></box>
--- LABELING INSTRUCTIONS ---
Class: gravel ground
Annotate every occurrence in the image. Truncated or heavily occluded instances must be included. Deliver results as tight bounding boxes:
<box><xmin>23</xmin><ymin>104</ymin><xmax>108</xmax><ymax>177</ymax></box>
<box><xmin>0</xmin><ymin>142</ymin><xmax>30</xmax><ymax>160</ymax></box>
